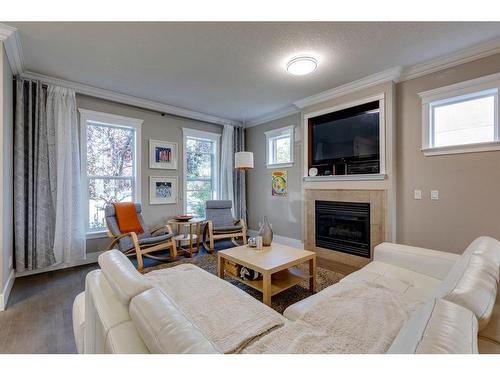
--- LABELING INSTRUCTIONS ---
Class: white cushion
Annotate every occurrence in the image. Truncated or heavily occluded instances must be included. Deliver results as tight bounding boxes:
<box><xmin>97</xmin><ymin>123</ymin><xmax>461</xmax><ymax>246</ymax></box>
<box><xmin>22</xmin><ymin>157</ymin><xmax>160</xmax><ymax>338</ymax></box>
<box><xmin>388</xmin><ymin>299</ymin><xmax>478</xmax><ymax>354</ymax></box>
<box><xmin>374</xmin><ymin>242</ymin><xmax>460</xmax><ymax>280</ymax></box>
<box><xmin>284</xmin><ymin>261</ymin><xmax>441</xmax><ymax>321</ymax></box>
<box><xmin>344</xmin><ymin>261</ymin><xmax>442</xmax><ymax>299</ymax></box>
<box><xmin>435</xmin><ymin>237</ymin><xmax>500</xmax><ymax>330</ymax></box>
<box><xmin>72</xmin><ymin>292</ymin><xmax>86</xmax><ymax>354</ymax></box>
<box><xmin>98</xmin><ymin>250</ymin><xmax>152</xmax><ymax>305</ymax></box>
<box><xmin>129</xmin><ymin>288</ymin><xmax>220</xmax><ymax>354</ymax></box>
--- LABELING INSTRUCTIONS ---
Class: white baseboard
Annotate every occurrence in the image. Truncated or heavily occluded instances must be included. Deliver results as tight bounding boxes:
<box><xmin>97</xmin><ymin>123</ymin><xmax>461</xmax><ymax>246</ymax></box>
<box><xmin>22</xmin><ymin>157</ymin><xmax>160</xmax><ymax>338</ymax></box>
<box><xmin>247</xmin><ymin>230</ymin><xmax>304</xmax><ymax>249</ymax></box>
<box><xmin>15</xmin><ymin>251</ymin><xmax>104</xmax><ymax>278</ymax></box>
<box><xmin>0</xmin><ymin>269</ymin><xmax>15</xmax><ymax>311</ymax></box>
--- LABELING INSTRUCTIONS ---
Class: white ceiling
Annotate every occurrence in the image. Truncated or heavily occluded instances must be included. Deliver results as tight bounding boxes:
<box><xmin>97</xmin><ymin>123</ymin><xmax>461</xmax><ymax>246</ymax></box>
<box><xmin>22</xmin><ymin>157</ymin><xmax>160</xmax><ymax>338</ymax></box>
<box><xmin>7</xmin><ymin>22</ymin><xmax>500</xmax><ymax>123</ymax></box>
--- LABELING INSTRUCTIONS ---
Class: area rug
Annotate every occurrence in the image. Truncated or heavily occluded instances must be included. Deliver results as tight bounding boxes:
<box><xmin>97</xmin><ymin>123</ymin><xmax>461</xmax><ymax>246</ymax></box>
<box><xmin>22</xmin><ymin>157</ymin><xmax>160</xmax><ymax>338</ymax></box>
<box><xmin>142</xmin><ymin>254</ymin><xmax>345</xmax><ymax>314</ymax></box>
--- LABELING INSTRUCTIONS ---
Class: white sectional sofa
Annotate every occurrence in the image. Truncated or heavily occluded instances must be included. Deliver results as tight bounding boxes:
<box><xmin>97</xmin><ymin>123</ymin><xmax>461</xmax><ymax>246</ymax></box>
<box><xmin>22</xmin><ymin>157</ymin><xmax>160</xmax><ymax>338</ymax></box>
<box><xmin>72</xmin><ymin>236</ymin><xmax>500</xmax><ymax>354</ymax></box>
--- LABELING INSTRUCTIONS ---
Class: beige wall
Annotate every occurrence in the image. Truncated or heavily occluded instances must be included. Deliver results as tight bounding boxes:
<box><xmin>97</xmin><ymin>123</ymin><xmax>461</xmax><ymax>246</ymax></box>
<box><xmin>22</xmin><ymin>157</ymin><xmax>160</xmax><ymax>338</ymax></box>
<box><xmin>396</xmin><ymin>53</ymin><xmax>500</xmax><ymax>254</ymax></box>
<box><xmin>77</xmin><ymin>95</ymin><xmax>222</xmax><ymax>253</ymax></box>
<box><xmin>247</xmin><ymin>55</ymin><xmax>500</xmax><ymax>255</ymax></box>
<box><xmin>0</xmin><ymin>42</ymin><xmax>14</xmax><ymax>302</ymax></box>
<box><xmin>246</xmin><ymin>113</ymin><xmax>303</xmax><ymax>240</ymax></box>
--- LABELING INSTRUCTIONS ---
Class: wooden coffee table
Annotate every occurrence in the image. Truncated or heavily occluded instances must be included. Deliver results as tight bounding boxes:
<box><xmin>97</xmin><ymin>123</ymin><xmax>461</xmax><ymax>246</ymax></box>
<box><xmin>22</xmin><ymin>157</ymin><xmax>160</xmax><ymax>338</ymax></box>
<box><xmin>217</xmin><ymin>243</ymin><xmax>316</xmax><ymax>306</ymax></box>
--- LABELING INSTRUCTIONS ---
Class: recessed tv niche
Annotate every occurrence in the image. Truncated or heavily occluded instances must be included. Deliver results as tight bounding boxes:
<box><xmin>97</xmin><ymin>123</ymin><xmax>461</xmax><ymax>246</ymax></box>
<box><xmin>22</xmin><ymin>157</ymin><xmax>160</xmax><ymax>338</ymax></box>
<box><xmin>308</xmin><ymin>100</ymin><xmax>380</xmax><ymax>176</ymax></box>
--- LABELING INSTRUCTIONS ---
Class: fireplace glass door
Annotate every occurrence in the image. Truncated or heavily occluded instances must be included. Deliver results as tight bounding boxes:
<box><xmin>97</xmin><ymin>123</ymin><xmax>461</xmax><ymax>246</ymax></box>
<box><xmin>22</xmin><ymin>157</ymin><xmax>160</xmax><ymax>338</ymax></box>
<box><xmin>315</xmin><ymin>200</ymin><xmax>370</xmax><ymax>258</ymax></box>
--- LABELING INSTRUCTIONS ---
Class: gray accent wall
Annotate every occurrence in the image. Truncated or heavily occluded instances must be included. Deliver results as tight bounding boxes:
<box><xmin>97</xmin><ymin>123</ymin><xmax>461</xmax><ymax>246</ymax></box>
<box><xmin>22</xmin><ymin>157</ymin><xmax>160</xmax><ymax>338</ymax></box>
<box><xmin>77</xmin><ymin>95</ymin><xmax>222</xmax><ymax>253</ymax></box>
<box><xmin>246</xmin><ymin>113</ymin><xmax>303</xmax><ymax>240</ymax></box>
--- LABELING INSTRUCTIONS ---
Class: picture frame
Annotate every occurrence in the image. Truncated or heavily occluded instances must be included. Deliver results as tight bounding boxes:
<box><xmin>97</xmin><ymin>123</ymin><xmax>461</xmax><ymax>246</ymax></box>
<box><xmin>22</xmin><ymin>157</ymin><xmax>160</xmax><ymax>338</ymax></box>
<box><xmin>149</xmin><ymin>139</ymin><xmax>178</xmax><ymax>170</ymax></box>
<box><xmin>149</xmin><ymin>176</ymin><xmax>178</xmax><ymax>205</ymax></box>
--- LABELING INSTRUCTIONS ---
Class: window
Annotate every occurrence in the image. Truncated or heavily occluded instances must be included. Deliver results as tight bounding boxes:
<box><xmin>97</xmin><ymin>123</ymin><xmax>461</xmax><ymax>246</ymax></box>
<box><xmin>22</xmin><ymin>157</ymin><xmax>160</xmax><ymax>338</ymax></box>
<box><xmin>79</xmin><ymin>109</ymin><xmax>142</xmax><ymax>236</ymax></box>
<box><xmin>182</xmin><ymin>128</ymin><xmax>220</xmax><ymax>218</ymax></box>
<box><xmin>420</xmin><ymin>74</ymin><xmax>500</xmax><ymax>156</ymax></box>
<box><xmin>265</xmin><ymin>125</ymin><xmax>294</xmax><ymax>168</ymax></box>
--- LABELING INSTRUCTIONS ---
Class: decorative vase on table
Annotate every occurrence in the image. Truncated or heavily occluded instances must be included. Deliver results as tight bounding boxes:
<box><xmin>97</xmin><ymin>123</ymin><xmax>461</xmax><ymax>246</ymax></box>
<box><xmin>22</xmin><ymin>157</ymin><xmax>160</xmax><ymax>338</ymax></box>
<box><xmin>258</xmin><ymin>216</ymin><xmax>273</xmax><ymax>246</ymax></box>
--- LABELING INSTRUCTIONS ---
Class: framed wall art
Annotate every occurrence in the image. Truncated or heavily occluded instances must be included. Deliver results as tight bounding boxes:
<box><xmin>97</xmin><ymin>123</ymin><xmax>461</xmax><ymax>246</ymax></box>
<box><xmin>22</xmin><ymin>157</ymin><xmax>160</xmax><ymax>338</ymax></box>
<box><xmin>149</xmin><ymin>139</ymin><xmax>178</xmax><ymax>169</ymax></box>
<box><xmin>149</xmin><ymin>176</ymin><xmax>177</xmax><ymax>205</ymax></box>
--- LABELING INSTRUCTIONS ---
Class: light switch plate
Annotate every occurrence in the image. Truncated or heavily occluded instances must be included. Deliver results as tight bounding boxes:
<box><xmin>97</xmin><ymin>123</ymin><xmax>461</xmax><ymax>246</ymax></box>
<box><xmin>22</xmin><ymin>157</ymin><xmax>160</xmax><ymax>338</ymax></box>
<box><xmin>414</xmin><ymin>190</ymin><xmax>422</xmax><ymax>200</ymax></box>
<box><xmin>431</xmin><ymin>190</ymin><xmax>439</xmax><ymax>200</ymax></box>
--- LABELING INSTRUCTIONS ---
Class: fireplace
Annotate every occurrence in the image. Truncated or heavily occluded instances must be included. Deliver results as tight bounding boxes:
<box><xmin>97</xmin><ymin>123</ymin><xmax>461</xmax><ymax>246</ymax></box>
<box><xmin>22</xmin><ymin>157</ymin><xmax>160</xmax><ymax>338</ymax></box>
<box><xmin>315</xmin><ymin>200</ymin><xmax>370</xmax><ymax>258</ymax></box>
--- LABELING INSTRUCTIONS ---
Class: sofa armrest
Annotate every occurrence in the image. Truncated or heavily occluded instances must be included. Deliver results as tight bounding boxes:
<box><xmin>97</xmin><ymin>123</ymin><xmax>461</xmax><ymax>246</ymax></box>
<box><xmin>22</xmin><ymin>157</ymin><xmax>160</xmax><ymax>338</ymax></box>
<box><xmin>374</xmin><ymin>242</ymin><xmax>460</xmax><ymax>280</ymax></box>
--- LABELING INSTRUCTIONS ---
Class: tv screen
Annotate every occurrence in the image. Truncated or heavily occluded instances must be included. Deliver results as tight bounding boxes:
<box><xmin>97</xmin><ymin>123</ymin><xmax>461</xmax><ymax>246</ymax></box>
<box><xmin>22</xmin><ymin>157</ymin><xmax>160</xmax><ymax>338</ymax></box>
<box><xmin>311</xmin><ymin>103</ymin><xmax>380</xmax><ymax>165</ymax></box>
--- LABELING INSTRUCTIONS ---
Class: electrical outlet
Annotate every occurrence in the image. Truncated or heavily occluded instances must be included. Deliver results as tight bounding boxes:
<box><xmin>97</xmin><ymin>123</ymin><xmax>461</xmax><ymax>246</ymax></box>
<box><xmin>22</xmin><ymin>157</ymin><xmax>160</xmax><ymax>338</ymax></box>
<box><xmin>431</xmin><ymin>190</ymin><xmax>439</xmax><ymax>200</ymax></box>
<box><xmin>414</xmin><ymin>190</ymin><xmax>422</xmax><ymax>200</ymax></box>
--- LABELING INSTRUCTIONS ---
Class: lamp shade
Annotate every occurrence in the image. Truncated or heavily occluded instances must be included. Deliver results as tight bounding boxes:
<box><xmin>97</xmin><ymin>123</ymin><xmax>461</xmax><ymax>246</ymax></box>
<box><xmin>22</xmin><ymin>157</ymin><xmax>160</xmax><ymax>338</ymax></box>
<box><xmin>235</xmin><ymin>151</ymin><xmax>254</xmax><ymax>170</ymax></box>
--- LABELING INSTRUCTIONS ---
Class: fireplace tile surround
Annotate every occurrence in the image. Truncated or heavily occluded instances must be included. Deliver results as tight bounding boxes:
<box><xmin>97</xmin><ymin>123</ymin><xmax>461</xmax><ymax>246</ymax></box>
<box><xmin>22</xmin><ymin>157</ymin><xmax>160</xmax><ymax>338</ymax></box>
<box><xmin>304</xmin><ymin>189</ymin><xmax>386</xmax><ymax>268</ymax></box>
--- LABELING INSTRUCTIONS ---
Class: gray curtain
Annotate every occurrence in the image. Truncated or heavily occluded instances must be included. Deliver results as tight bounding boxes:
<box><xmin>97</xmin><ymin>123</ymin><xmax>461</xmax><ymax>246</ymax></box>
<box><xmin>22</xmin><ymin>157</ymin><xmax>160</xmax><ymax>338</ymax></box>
<box><xmin>232</xmin><ymin>126</ymin><xmax>247</xmax><ymax>221</ymax></box>
<box><xmin>14</xmin><ymin>78</ymin><xmax>56</xmax><ymax>272</ymax></box>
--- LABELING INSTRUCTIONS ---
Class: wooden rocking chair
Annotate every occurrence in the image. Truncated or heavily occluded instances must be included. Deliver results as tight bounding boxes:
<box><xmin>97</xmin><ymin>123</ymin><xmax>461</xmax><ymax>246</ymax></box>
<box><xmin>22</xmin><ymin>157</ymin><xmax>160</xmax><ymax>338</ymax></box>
<box><xmin>105</xmin><ymin>203</ymin><xmax>177</xmax><ymax>271</ymax></box>
<box><xmin>203</xmin><ymin>200</ymin><xmax>247</xmax><ymax>252</ymax></box>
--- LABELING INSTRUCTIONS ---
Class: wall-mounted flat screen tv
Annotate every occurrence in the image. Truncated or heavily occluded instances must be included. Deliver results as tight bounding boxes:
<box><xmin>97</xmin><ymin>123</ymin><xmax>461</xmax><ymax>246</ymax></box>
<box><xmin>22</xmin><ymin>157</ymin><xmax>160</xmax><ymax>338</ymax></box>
<box><xmin>311</xmin><ymin>101</ymin><xmax>380</xmax><ymax>165</ymax></box>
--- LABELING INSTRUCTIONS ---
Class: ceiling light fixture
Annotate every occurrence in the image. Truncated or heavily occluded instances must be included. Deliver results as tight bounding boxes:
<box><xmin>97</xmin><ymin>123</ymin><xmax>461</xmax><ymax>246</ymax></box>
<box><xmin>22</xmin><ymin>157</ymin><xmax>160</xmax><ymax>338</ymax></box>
<box><xmin>286</xmin><ymin>56</ymin><xmax>318</xmax><ymax>76</ymax></box>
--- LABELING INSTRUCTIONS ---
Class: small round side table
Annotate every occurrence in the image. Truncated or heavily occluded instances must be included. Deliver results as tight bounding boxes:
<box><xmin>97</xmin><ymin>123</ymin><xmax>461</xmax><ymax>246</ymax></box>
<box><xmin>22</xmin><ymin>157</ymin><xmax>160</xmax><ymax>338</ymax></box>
<box><xmin>167</xmin><ymin>218</ymin><xmax>206</xmax><ymax>257</ymax></box>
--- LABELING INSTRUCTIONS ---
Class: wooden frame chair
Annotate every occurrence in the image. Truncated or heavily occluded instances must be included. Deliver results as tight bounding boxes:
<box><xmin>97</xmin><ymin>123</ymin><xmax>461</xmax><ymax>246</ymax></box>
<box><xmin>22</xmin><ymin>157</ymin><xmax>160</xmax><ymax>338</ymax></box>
<box><xmin>105</xmin><ymin>203</ymin><xmax>177</xmax><ymax>271</ymax></box>
<box><xmin>203</xmin><ymin>200</ymin><xmax>247</xmax><ymax>253</ymax></box>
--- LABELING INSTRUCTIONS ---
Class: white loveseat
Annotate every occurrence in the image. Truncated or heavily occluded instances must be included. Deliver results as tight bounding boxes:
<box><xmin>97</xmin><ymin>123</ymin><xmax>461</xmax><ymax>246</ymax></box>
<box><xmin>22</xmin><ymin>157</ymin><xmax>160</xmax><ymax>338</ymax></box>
<box><xmin>72</xmin><ymin>236</ymin><xmax>500</xmax><ymax>354</ymax></box>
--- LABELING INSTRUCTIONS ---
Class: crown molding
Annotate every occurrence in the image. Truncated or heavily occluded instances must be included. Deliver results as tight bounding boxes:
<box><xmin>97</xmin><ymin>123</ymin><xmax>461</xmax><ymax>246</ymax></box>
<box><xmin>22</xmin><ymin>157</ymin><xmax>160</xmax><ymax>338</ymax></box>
<box><xmin>0</xmin><ymin>23</ymin><xmax>24</xmax><ymax>75</ymax></box>
<box><xmin>293</xmin><ymin>66</ymin><xmax>402</xmax><ymax>109</ymax></box>
<box><xmin>244</xmin><ymin>105</ymin><xmax>300</xmax><ymax>127</ymax></box>
<box><xmin>248</xmin><ymin>37</ymin><xmax>500</xmax><ymax>128</ymax></box>
<box><xmin>21</xmin><ymin>71</ymin><xmax>241</xmax><ymax>127</ymax></box>
<box><xmin>398</xmin><ymin>37</ymin><xmax>500</xmax><ymax>82</ymax></box>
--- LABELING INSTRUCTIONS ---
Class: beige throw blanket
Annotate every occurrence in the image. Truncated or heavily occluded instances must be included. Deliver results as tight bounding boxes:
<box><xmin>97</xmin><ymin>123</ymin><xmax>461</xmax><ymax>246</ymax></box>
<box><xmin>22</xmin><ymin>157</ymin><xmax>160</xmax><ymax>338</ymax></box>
<box><xmin>242</xmin><ymin>281</ymin><xmax>422</xmax><ymax>354</ymax></box>
<box><xmin>144</xmin><ymin>264</ymin><xmax>285</xmax><ymax>353</ymax></box>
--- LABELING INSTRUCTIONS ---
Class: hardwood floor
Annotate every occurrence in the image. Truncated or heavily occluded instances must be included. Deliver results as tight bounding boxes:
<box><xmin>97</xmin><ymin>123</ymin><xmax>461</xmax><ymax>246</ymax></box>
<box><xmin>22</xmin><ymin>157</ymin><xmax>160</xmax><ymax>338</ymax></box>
<box><xmin>0</xmin><ymin>263</ymin><xmax>98</xmax><ymax>354</ymax></box>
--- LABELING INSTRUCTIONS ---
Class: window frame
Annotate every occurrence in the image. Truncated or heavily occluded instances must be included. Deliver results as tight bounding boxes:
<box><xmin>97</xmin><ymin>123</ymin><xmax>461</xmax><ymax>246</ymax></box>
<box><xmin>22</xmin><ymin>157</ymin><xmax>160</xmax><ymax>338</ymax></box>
<box><xmin>265</xmin><ymin>125</ymin><xmax>295</xmax><ymax>169</ymax></box>
<box><xmin>79</xmin><ymin>109</ymin><xmax>143</xmax><ymax>238</ymax></box>
<box><xmin>182</xmin><ymin>127</ymin><xmax>221</xmax><ymax>217</ymax></box>
<box><xmin>419</xmin><ymin>73</ymin><xmax>500</xmax><ymax>157</ymax></box>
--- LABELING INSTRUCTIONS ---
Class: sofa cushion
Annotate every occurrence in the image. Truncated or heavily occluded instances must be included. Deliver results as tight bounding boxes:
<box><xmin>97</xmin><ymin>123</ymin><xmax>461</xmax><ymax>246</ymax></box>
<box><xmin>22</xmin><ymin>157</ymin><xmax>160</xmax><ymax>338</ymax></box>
<box><xmin>283</xmin><ymin>261</ymin><xmax>441</xmax><ymax>321</ymax></box>
<box><xmin>98</xmin><ymin>250</ymin><xmax>152</xmax><ymax>305</ymax></box>
<box><xmin>374</xmin><ymin>242</ymin><xmax>460</xmax><ymax>280</ymax></box>
<box><xmin>129</xmin><ymin>288</ymin><xmax>220</xmax><ymax>354</ymax></box>
<box><xmin>435</xmin><ymin>237</ymin><xmax>500</xmax><ymax>330</ymax></box>
<box><xmin>344</xmin><ymin>261</ymin><xmax>443</xmax><ymax>300</ymax></box>
<box><xmin>387</xmin><ymin>299</ymin><xmax>478</xmax><ymax>354</ymax></box>
<box><xmin>72</xmin><ymin>292</ymin><xmax>86</xmax><ymax>354</ymax></box>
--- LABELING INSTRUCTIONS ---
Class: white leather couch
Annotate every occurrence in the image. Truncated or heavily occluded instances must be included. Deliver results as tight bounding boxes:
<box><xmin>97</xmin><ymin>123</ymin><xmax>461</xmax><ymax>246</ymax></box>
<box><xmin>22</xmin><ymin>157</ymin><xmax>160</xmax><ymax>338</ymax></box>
<box><xmin>73</xmin><ymin>236</ymin><xmax>500</xmax><ymax>354</ymax></box>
